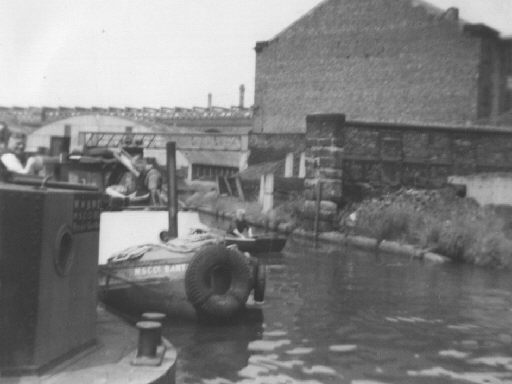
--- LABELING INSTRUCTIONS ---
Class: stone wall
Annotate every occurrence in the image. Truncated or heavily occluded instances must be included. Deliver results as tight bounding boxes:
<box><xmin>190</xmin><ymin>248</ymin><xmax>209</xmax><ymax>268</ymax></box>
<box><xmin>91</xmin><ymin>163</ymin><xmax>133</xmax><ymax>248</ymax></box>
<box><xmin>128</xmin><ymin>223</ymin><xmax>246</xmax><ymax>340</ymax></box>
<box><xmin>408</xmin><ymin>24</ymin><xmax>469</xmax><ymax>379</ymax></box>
<box><xmin>301</xmin><ymin>114</ymin><xmax>346</xmax><ymax>231</ymax></box>
<box><xmin>342</xmin><ymin>120</ymin><xmax>512</xmax><ymax>190</ymax></box>
<box><xmin>254</xmin><ymin>0</ymin><xmax>511</xmax><ymax>133</ymax></box>
<box><xmin>303</xmin><ymin>113</ymin><xmax>512</xmax><ymax>231</ymax></box>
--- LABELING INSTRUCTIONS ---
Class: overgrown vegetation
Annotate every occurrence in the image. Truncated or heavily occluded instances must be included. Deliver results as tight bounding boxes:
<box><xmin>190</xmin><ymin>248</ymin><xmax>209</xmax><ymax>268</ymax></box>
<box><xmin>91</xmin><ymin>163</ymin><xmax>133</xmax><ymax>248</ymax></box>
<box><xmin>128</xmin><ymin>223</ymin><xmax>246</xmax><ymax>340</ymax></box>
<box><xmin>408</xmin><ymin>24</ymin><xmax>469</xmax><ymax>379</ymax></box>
<box><xmin>352</xmin><ymin>188</ymin><xmax>512</xmax><ymax>268</ymax></box>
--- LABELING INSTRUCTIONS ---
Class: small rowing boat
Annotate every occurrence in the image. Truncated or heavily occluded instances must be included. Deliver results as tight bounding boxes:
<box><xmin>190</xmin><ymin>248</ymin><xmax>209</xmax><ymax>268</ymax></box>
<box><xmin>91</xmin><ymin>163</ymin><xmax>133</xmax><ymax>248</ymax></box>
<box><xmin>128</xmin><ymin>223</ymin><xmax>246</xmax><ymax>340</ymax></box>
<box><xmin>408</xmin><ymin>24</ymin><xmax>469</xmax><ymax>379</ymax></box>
<box><xmin>224</xmin><ymin>235</ymin><xmax>287</xmax><ymax>254</ymax></box>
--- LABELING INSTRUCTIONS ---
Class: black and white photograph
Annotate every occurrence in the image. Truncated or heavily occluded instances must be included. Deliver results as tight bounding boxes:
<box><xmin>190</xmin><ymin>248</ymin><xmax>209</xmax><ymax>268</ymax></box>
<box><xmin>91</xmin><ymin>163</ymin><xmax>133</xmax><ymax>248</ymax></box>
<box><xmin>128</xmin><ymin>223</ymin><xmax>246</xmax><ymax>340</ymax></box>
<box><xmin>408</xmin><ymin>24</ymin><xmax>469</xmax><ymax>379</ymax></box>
<box><xmin>1</xmin><ymin>0</ymin><xmax>512</xmax><ymax>383</ymax></box>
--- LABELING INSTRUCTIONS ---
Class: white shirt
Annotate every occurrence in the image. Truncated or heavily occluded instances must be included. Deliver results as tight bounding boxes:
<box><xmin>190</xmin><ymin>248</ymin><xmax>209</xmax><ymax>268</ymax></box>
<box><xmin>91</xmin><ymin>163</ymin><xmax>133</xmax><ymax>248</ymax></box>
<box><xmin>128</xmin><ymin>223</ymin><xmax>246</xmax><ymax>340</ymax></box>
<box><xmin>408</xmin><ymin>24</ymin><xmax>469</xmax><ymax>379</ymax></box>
<box><xmin>1</xmin><ymin>153</ymin><xmax>42</xmax><ymax>174</ymax></box>
<box><xmin>1</xmin><ymin>153</ymin><xmax>25</xmax><ymax>173</ymax></box>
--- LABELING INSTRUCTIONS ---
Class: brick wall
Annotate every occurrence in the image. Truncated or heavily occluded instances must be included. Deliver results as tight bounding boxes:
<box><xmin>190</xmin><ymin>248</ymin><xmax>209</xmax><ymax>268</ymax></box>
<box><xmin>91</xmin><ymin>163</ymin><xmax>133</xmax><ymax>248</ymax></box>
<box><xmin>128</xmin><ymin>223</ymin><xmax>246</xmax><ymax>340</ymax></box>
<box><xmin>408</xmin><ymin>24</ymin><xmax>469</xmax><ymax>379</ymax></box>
<box><xmin>254</xmin><ymin>0</ymin><xmax>509</xmax><ymax>133</ymax></box>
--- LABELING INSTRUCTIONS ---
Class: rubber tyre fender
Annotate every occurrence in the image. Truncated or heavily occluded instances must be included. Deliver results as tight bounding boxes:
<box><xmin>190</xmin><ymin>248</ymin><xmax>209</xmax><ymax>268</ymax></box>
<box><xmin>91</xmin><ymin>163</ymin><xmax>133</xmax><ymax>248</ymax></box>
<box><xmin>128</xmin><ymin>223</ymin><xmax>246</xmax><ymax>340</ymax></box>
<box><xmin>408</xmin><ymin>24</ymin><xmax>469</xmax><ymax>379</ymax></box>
<box><xmin>253</xmin><ymin>264</ymin><xmax>266</xmax><ymax>302</ymax></box>
<box><xmin>185</xmin><ymin>244</ymin><xmax>252</xmax><ymax>318</ymax></box>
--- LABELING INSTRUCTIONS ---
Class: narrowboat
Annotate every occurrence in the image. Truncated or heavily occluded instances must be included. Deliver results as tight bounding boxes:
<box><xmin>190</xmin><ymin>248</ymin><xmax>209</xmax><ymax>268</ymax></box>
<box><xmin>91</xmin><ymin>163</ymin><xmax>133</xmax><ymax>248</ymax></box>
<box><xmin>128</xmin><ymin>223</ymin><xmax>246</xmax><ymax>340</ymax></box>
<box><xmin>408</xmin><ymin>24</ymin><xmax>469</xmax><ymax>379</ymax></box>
<box><xmin>98</xmin><ymin>232</ymin><xmax>266</xmax><ymax>321</ymax></box>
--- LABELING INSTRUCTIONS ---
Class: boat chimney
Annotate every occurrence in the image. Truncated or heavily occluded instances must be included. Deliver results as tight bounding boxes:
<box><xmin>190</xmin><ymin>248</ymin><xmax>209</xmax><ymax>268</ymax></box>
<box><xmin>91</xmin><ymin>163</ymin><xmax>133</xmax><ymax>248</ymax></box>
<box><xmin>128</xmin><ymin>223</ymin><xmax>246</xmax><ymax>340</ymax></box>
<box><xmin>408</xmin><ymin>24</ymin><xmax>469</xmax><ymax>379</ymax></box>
<box><xmin>166</xmin><ymin>142</ymin><xmax>178</xmax><ymax>239</ymax></box>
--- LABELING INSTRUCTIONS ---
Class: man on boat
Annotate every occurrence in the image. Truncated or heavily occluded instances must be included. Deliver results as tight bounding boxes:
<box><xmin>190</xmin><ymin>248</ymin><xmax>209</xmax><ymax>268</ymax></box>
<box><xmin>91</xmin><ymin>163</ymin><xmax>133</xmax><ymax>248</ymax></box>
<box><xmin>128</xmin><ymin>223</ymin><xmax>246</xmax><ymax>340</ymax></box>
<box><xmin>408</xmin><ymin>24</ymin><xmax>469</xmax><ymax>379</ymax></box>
<box><xmin>133</xmin><ymin>157</ymin><xmax>163</xmax><ymax>206</ymax></box>
<box><xmin>228</xmin><ymin>209</ymin><xmax>253</xmax><ymax>238</ymax></box>
<box><xmin>0</xmin><ymin>122</ymin><xmax>42</xmax><ymax>176</ymax></box>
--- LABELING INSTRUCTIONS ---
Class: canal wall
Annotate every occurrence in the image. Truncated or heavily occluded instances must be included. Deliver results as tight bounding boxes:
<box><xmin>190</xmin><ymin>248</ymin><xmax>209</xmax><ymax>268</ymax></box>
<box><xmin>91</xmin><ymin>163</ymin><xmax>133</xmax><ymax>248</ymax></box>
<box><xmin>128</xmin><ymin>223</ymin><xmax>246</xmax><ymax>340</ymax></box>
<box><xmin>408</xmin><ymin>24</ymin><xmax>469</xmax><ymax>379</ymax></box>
<box><xmin>195</xmin><ymin>206</ymin><xmax>448</xmax><ymax>264</ymax></box>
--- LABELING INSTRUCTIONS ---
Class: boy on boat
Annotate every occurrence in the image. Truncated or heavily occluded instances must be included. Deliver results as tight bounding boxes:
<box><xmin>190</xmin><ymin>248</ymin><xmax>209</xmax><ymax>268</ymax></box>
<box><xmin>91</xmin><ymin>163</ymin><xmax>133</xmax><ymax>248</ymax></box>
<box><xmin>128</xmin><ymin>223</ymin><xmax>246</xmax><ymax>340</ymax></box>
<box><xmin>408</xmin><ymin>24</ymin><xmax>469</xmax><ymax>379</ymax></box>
<box><xmin>228</xmin><ymin>209</ymin><xmax>253</xmax><ymax>238</ymax></box>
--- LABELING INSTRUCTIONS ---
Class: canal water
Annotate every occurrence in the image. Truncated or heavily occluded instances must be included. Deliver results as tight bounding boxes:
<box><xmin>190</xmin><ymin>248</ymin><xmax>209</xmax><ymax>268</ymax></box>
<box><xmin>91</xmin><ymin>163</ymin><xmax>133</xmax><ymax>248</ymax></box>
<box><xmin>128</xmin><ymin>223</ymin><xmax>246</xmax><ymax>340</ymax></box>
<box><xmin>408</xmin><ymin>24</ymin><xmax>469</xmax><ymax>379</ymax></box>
<box><xmin>162</xmin><ymin>234</ymin><xmax>512</xmax><ymax>384</ymax></box>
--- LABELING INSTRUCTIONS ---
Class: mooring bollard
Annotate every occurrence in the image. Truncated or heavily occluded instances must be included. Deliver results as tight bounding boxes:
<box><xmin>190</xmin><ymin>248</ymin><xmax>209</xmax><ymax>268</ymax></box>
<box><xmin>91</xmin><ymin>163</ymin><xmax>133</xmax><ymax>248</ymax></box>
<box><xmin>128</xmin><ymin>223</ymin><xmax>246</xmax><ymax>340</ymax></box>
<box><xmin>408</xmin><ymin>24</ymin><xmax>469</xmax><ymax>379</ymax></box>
<box><xmin>136</xmin><ymin>321</ymin><xmax>161</xmax><ymax>359</ymax></box>
<box><xmin>141</xmin><ymin>313</ymin><xmax>166</xmax><ymax>345</ymax></box>
<box><xmin>142</xmin><ymin>312</ymin><xmax>166</xmax><ymax>322</ymax></box>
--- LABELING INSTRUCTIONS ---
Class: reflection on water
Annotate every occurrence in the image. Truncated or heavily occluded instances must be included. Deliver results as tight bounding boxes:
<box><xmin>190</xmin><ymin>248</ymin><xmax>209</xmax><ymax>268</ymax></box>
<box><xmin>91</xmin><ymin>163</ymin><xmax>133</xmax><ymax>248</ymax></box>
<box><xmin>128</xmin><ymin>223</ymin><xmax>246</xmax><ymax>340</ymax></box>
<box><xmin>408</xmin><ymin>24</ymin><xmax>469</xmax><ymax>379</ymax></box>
<box><xmin>163</xmin><ymin>236</ymin><xmax>512</xmax><ymax>383</ymax></box>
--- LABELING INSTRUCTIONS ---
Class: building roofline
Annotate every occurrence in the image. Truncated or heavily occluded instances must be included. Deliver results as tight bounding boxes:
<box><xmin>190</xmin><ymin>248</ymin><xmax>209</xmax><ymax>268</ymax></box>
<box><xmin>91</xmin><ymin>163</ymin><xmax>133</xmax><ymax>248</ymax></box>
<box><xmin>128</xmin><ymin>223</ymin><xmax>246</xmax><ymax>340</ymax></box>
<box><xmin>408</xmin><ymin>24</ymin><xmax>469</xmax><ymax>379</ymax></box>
<box><xmin>255</xmin><ymin>0</ymin><xmax>507</xmax><ymax>54</ymax></box>
<box><xmin>255</xmin><ymin>0</ymin><xmax>331</xmax><ymax>52</ymax></box>
<box><xmin>36</xmin><ymin>114</ymin><xmax>167</xmax><ymax>133</ymax></box>
<box><xmin>346</xmin><ymin>119</ymin><xmax>512</xmax><ymax>135</ymax></box>
<box><xmin>463</xmin><ymin>23</ymin><xmax>500</xmax><ymax>39</ymax></box>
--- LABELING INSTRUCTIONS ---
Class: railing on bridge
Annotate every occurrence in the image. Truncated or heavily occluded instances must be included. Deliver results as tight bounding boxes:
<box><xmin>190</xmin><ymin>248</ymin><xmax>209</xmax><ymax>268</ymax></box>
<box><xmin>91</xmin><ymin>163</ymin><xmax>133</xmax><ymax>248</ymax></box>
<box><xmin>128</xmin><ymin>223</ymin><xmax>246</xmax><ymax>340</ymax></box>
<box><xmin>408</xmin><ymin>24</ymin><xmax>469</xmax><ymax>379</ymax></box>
<box><xmin>79</xmin><ymin>131</ymin><xmax>248</xmax><ymax>151</ymax></box>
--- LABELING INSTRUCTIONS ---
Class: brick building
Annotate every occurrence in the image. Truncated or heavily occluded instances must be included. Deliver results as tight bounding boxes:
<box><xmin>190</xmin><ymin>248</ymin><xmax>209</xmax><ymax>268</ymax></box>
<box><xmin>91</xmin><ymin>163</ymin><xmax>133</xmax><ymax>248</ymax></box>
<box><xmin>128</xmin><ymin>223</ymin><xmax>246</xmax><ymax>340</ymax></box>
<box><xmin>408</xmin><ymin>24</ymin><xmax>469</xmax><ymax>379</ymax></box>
<box><xmin>253</xmin><ymin>0</ymin><xmax>512</xmax><ymax>133</ymax></box>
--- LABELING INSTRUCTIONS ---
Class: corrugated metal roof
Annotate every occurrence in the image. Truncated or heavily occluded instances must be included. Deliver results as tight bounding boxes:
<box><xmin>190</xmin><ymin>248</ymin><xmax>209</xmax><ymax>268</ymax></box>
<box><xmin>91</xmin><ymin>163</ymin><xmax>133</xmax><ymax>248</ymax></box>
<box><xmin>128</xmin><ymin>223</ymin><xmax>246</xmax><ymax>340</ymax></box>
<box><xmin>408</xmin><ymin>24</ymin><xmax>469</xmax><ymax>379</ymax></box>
<box><xmin>180</xmin><ymin>150</ymin><xmax>242</xmax><ymax>168</ymax></box>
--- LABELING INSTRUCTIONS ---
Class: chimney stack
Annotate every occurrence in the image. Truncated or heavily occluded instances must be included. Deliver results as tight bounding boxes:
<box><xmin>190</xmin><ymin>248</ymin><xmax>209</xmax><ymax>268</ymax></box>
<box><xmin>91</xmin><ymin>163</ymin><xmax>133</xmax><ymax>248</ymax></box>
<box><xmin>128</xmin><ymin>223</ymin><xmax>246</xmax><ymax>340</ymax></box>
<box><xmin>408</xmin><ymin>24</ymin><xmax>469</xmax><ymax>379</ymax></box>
<box><xmin>207</xmin><ymin>93</ymin><xmax>212</xmax><ymax>111</ymax></box>
<box><xmin>239</xmin><ymin>84</ymin><xmax>245</xmax><ymax>109</ymax></box>
<box><xmin>445</xmin><ymin>7</ymin><xmax>459</xmax><ymax>21</ymax></box>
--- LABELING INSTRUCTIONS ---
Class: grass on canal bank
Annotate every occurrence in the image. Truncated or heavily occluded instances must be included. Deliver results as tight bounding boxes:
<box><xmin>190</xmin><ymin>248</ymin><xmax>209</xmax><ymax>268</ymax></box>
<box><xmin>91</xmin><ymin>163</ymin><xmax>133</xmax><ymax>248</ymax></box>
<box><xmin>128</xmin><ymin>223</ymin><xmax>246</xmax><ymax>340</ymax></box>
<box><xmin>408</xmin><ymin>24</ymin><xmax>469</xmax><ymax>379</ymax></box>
<box><xmin>351</xmin><ymin>188</ymin><xmax>512</xmax><ymax>268</ymax></box>
<box><xmin>181</xmin><ymin>181</ymin><xmax>512</xmax><ymax>268</ymax></box>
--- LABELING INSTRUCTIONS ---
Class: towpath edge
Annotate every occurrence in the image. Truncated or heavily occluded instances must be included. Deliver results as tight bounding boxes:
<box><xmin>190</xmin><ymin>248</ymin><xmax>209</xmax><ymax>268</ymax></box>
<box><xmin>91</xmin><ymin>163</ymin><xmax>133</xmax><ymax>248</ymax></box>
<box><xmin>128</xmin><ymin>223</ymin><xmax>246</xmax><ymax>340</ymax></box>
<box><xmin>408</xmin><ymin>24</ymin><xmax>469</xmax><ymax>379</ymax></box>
<box><xmin>194</xmin><ymin>206</ymin><xmax>448</xmax><ymax>264</ymax></box>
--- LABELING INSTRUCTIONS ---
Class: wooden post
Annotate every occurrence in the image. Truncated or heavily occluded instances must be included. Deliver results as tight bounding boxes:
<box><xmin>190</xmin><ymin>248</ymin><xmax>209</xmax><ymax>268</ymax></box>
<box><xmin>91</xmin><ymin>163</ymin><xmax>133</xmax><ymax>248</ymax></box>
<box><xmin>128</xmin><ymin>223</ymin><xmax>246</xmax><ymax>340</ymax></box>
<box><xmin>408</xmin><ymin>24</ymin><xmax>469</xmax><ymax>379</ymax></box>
<box><xmin>259</xmin><ymin>175</ymin><xmax>265</xmax><ymax>205</ymax></box>
<box><xmin>224</xmin><ymin>176</ymin><xmax>233</xmax><ymax>196</ymax></box>
<box><xmin>166</xmin><ymin>142</ymin><xmax>178</xmax><ymax>239</ymax></box>
<box><xmin>284</xmin><ymin>152</ymin><xmax>294</xmax><ymax>177</ymax></box>
<box><xmin>235</xmin><ymin>176</ymin><xmax>245</xmax><ymax>201</ymax></box>
<box><xmin>314</xmin><ymin>181</ymin><xmax>322</xmax><ymax>247</ymax></box>
<box><xmin>262</xmin><ymin>173</ymin><xmax>274</xmax><ymax>213</ymax></box>
<box><xmin>298</xmin><ymin>152</ymin><xmax>306</xmax><ymax>178</ymax></box>
<box><xmin>215</xmin><ymin>175</ymin><xmax>221</xmax><ymax>194</ymax></box>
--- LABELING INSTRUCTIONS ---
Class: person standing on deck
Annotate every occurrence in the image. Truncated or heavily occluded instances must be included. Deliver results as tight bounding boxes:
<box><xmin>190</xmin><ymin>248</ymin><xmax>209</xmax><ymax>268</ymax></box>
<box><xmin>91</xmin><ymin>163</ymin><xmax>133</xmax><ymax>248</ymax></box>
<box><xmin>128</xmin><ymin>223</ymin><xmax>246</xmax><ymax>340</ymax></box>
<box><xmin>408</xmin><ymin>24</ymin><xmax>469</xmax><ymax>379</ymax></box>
<box><xmin>133</xmin><ymin>157</ymin><xmax>163</xmax><ymax>206</ymax></box>
<box><xmin>144</xmin><ymin>158</ymin><xmax>163</xmax><ymax>206</ymax></box>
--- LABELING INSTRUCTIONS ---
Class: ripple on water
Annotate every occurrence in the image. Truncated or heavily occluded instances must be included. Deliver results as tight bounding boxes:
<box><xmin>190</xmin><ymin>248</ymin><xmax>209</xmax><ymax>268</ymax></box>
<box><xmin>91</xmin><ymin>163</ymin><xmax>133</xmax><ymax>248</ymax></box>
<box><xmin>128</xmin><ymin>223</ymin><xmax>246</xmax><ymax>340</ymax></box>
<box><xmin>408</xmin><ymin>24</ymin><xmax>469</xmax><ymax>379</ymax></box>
<box><xmin>302</xmin><ymin>365</ymin><xmax>339</xmax><ymax>376</ymax></box>
<box><xmin>236</xmin><ymin>354</ymin><xmax>324</xmax><ymax>384</ymax></box>
<box><xmin>247</xmin><ymin>339</ymin><xmax>291</xmax><ymax>352</ymax></box>
<box><xmin>385</xmin><ymin>316</ymin><xmax>443</xmax><ymax>324</ymax></box>
<box><xmin>407</xmin><ymin>366</ymin><xmax>512</xmax><ymax>384</ymax></box>
<box><xmin>329</xmin><ymin>344</ymin><xmax>358</xmax><ymax>353</ymax></box>
<box><xmin>205</xmin><ymin>375</ymin><xmax>324</xmax><ymax>384</ymax></box>
<box><xmin>263</xmin><ymin>330</ymin><xmax>288</xmax><ymax>337</ymax></box>
<box><xmin>238</xmin><ymin>364</ymin><xmax>270</xmax><ymax>378</ymax></box>
<box><xmin>203</xmin><ymin>378</ymin><xmax>233</xmax><ymax>384</ymax></box>
<box><xmin>447</xmin><ymin>323</ymin><xmax>480</xmax><ymax>331</ymax></box>
<box><xmin>285</xmin><ymin>347</ymin><xmax>314</xmax><ymax>355</ymax></box>
<box><xmin>457</xmin><ymin>339</ymin><xmax>480</xmax><ymax>349</ymax></box>
<box><xmin>470</xmin><ymin>356</ymin><xmax>512</xmax><ymax>370</ymax></box>
<box><xmin>438</xmin><ymin>350</ymin><xmax>469</xmax><ymax>359</ymax></box>
<box><xmin>248</xmin><ymin>353</ymin><xmax>304</xmax><ymax>369</ymax></box>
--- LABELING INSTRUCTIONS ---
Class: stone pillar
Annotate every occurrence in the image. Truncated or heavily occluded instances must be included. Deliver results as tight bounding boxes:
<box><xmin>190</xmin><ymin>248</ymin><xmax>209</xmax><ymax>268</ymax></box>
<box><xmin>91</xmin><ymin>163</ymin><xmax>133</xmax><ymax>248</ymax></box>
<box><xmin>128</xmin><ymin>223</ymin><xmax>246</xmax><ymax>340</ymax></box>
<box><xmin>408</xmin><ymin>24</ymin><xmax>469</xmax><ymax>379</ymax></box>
<box><xmin>302</xmin><ymin>114</ymin><xmax>345</xmax><ymax>232</ymax></box>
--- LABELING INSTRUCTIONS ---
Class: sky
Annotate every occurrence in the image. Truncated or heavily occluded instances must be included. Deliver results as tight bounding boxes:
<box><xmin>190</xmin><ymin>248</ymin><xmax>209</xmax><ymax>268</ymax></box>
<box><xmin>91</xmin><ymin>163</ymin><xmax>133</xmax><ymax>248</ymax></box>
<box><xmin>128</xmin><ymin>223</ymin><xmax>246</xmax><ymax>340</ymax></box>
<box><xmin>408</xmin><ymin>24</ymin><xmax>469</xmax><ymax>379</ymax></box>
<box><xmin>0</xmin><ymin>0</ymin><xmax>510</xmax><ymax>109</ymax></box>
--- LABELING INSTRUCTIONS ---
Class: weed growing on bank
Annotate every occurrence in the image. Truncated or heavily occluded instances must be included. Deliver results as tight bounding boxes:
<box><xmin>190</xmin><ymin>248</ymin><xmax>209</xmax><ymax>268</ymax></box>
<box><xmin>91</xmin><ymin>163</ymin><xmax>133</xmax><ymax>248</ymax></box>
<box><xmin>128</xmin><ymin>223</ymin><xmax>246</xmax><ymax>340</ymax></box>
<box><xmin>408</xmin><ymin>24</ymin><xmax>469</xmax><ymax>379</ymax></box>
<box><xmin>353</xmin><ymin>189</ymin><xmax>512</xmax><ymax>268</ymax></box>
